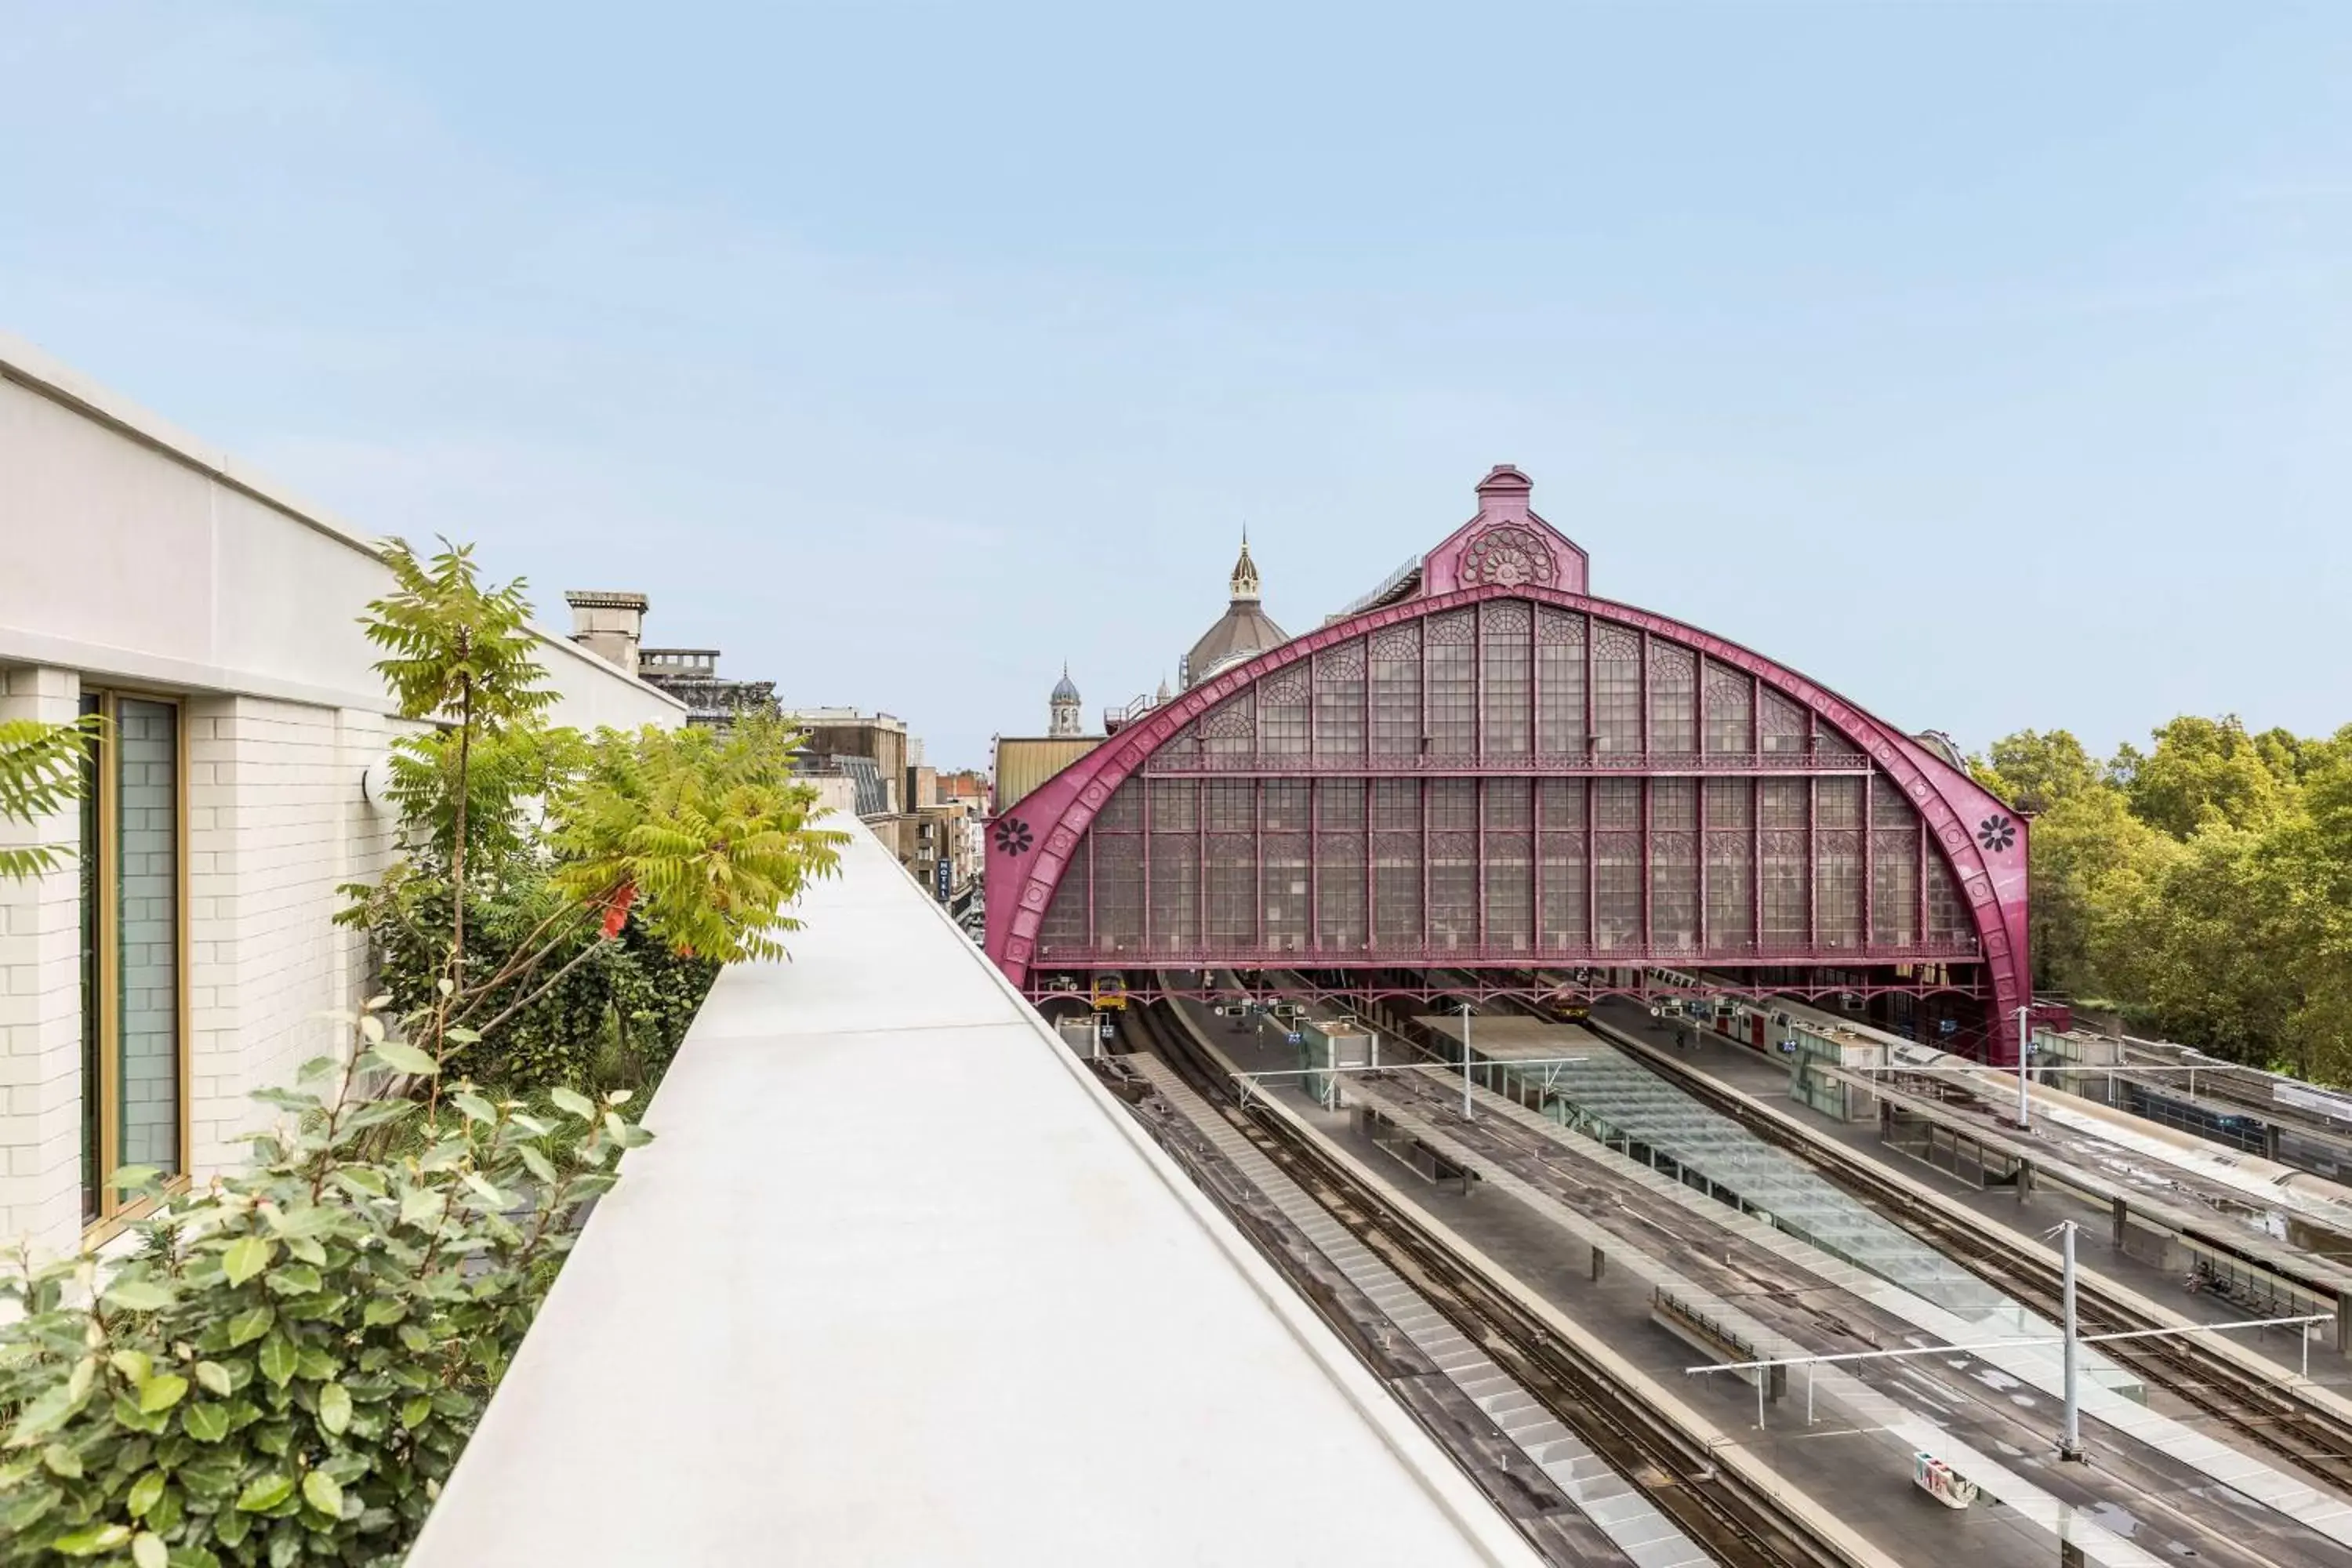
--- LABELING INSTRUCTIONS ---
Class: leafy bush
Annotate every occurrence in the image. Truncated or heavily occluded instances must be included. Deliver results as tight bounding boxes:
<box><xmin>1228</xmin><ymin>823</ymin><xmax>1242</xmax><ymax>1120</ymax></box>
<box><xmin>0</xmin><ymin>1000</ymin><xmax>649</xmax><ymax>1566</ymax></box>
<box><xmin>1</xmin><ymin>537</ymin><xmax>838</xmax><ymax>1566</ymax></box>
<box><xmin>354</xmin><ymin>864</ymin><xmax>717</xmax><ymax>1091</ymax></box>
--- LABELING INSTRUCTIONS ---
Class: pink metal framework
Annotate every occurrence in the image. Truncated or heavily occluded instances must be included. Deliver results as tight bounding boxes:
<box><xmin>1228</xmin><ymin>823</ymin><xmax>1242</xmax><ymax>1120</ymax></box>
<box><xmin>986</xmin><ymin>468</ymin><xmax>2030</xmax><ymax>1062</ymax></box>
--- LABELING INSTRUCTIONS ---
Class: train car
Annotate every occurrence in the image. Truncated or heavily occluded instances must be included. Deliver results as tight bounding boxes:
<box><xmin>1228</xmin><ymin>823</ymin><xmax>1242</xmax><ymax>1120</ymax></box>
<box><xmin>1091</xmin><ymin>975</ymin><xmax>1128</xmax><ymax>1011</ymax></box>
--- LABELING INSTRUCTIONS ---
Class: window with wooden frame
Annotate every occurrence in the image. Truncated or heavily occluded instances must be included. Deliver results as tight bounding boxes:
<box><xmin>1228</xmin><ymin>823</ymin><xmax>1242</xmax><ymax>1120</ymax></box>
<box><xmin>77</xmin><ymin>690</ymin><xmax>189</xmax><ymax>1231</ymax></box>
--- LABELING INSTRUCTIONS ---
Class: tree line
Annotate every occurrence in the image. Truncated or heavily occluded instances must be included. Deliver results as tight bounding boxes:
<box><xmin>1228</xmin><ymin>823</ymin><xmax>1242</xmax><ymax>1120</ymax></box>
<box><xmin>1970</xmin><ymin>716</ymin><xmax>2352</xmax><ymax>1085</ymax></box>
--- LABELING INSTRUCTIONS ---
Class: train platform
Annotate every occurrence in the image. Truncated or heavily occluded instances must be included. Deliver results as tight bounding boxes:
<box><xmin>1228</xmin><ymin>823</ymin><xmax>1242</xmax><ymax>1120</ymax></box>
<box><xmin>1593</xmin><ymin>1000</ymin><xmax>2352</xmax><ymax>1390</ymax></box>
<box><xmin>1187</xmin><ymin>992</ymin><xmax>2352</xmax><ymax>1568</ymax></box>
<box><xmin>407</xmin><ymin>824</ymin><xmax>1538</xmax><ymax>1568</ymax></box>
<box><xmin>1170</xmin><ymin>996</ymin><xmax>2067</xmax><ymax>1568</ymax></box>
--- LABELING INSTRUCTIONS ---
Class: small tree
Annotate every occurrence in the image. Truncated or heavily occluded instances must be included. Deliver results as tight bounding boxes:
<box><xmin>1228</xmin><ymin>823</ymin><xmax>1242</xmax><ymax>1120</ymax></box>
<box><xmin>360</xmin><ymin>541</ymin><xmax>555</xmax><ymax>1069</ymax></box>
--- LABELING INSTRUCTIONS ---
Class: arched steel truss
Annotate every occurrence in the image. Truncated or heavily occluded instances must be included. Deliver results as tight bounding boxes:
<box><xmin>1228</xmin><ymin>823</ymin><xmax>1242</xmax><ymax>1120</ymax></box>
<box><xmin>987</xmin><ymin>583</ymin><xmax>2029</xmax><ymax>1060</ymax></box>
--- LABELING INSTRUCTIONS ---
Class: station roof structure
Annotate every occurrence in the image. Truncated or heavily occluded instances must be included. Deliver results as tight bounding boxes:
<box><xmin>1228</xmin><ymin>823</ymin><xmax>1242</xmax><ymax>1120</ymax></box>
<box><xmin>408</xmin><ymin>822</ymin><xmax>1534</xmax><ymax>1567</ymax></box>
<box><xmin>985</xmin><ymin>465</ymin><xmax>2033</xmax><ymax>1061</ymax></box>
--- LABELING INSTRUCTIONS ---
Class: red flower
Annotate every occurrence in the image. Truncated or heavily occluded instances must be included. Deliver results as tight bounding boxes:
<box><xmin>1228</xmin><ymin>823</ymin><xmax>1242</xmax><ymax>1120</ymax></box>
<box><xmin>601</xmin><ymin>881</ymin><xmax>638</xmax><ymax>938</ymax></box>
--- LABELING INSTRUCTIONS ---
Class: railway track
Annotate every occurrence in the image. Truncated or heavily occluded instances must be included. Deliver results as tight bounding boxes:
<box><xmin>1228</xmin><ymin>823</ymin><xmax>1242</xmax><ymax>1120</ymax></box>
<box><xmin>1115</xmin><ymin>999</ymin><xmax>1860</xmax><ymax>1568</ymax></box>
<box><xmin>1508</xmin><ymin>1003</ymin><xmax>2352</xmax><ymax>1497</ymax></box>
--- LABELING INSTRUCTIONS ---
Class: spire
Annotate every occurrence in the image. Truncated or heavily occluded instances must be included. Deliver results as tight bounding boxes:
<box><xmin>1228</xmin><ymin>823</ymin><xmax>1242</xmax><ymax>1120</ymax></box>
<box><xmin>1229</xmin><ymin>527</ymin><xmax>1261</xmax><ymax>603</ymax></box>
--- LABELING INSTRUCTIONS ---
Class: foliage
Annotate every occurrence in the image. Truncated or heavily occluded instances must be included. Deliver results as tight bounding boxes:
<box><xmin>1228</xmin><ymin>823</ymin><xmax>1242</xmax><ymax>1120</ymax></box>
<box><xmin>1969</xmin><ymin>728</ymin><xmax>2104</xmax><ymax>818</ymax></box>
<box><xmin>361</xmin><ymin>539</ymin><xmax>560</xmax><ymax>1071</ymax></box>
<box><xmin>1977</xmin><ymin>715</ymin><xmax>2352</xmax><ymax>1084</ymax></box>
<box><xmin>351</xmin><ymin>862</ymin><xmax>718</xmax><ymax>1091</ymax></box>
<box><xmin>2111</xmin><ymin>714</ymin><xmax>2296</xmax><ymax>840</ymax></box>
<box><xmin>0</xmin><ymin>999</ymin><xmax>652</xmax><ymax>1566</ymax></box>
<box><xmin>0</xmin><ymin>716</ymin><xmax>101</xmax><ymax>882</ymax></box>
<box><xmin>359</xmin><ymin>541</ymin><xmax>554</xmax><ymax>735</ymax></box>
<box><xmin>551</xmin><ymin>716</ymin><xmax>848</xmax><ymax>966</ymax></box>
<box><xmin>379</xmin><ymin>721</ymin><xmax>590</xmax><ymax>881</ymax></box>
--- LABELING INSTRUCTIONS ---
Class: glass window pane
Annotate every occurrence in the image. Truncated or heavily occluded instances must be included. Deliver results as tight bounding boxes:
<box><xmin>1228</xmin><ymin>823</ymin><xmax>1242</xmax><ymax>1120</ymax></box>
<box><xmin>114</xmin><ymin>699</ymin><xmax>179</xmax><ymax>1179</ymax></box>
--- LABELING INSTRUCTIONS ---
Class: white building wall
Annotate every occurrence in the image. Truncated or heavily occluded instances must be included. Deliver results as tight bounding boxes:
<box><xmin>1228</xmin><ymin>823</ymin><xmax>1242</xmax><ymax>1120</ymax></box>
<box><xmin>0</xmin><ymin>332</ymin><xmax>688</xmax><ymax>1253</ymax></box>
<box><xmin>0</xmin><ymin>666</ymin><xmax>86</xmax><ymax>1247</ymax></box>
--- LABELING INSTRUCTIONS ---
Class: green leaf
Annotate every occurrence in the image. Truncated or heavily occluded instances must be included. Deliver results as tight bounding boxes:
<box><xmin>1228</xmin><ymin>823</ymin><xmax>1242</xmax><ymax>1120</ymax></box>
<box><xmin>371</xmin><ymin>1040</ymin><xmax>440</xmax><ymax>1077</ymax></box>
<box><xmin>550</xmin><ymin>1086</ymin><xmax>597</xmax><ymax>1120</ymax></box>
<box><xmin>6</xmin><ymin>1381</ymin><xmax>83</xmax><ymax>1443</ymax></box>
<box><xmin>400</xmin><ymin>1188</ymin><xmax>445</xmax><ymax>1229</ymax></box>
<box><xmin>194</xmin><ymin>1360</ymin><xmax>232</xmax><ymax>1396</ymax></box>
<box><xmin>334</xmin><ymin>1167</ymin><xmax>390</xmax><ymax>1198</ymax></box>
<box><xmin>132</xmin><ymin>1534</ymin><xmax>169</xmax><ymax>1568</ymax></box>
<box><xmin>127</xmin><ymin>1468</ymin><xmax>167</xmax><ymax>1517</ymax></box>
<box><xmin>318</xmin><ymin>1382</ymin><xmax>353</xmax><ymax>1436</ymax></box>
<box><xmin>463</xmin><ymin>1172</ymin><xmax>510</xmax><ymax>1209</ymax></box>
<box><xmin>103</xmin><ymin>1276</ymin><xmax>176</xmax><ymax>1312</ymax></box>
<box><xmin>301</xmin><ymin>1468</ymin><xmax>343</xmax><ymax>1518</ymax></box>
<box><xmin>259</xmin><ymin>1330</ymin><xmax>297</xmax><ymax>1388</ymax></box>
<box><xmin>67</xmin><ymin>1356</ymin><xmax>96</xmax><ymax>1402</ymax></box>
<box><xmin>235</xmin><ymin>1473</ymin><xmax>294</xmax><ymax>1512</ymax></box>
<box><xmin>225</xmin><ymin>1304</ymin><xmax>274</xmax><ymax>1347</ymax></box>
<box><xmin>182</xmin><ymin>1403</ymin><xmax>230</xmax><ymax>1443</ymax></box>
<box><xmin>220</xmin><ymin>1234</ymin><xmax>274</xmax><ymax>1287</ymax></box>
<box><xmin>110</xmin><ymin>1348</ymin><xmax>154</xmax><ymax>1383</ymax></box>
<box><xmin>399</xmin><ymin>1396</ymin><xmax>432</xmax><ymax>1432</ymax></box>
<box><xmin>50</xmin><ymin>1523</ymin><xmax>131</xmax><ymax>1557</ymax></box>
<box><xmin>110</xmin><ymin>1164</ymin><xmax>162</xmax><ymax>1192</ymax></box>
<box><xmin>140</xmin><ymin>1373</ymin><xmax>190</xmax><ymax>1414</ymax></box>
<box><xmin>42</xmin><ymin>1442</ymin><xmax>82</xmax><ymax>1478</ymax></box>
<box><xmin>361</xmin><ymin>1296</ymin><xmax>408</xmax><ymax>1327</ymax></box>
<box><xmin>5</xmin><ymin>1485</ymin><xmax>58</xmax><ymax>1532</ymax></box>
<box><xmin>444</xmin><ymin>1025</ymin><xmax>481</xmax><ymax>1045</ymax></box>
<box><xmin>517</xmin><ymin>1144</ymin><xmax>557</xmax><ymax>1184</ymax></box>
<box><xmin>266</xmin><ymin>1263</ymin><xmax>322</xmax><ymax>1296</ymax></box>
<box><xmin>452</xmin><ymin>1091</ymin><xmax>498</xmax><ymax>1123</ymax></box>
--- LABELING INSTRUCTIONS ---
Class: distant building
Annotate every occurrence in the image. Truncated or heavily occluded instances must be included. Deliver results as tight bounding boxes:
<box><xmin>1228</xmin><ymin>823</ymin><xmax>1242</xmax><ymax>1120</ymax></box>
<box><xmin>636</xmin><ymin>648</ymin><xmax>778</xmax><ymax>728</ymax></box>
<box><xmin>1049</xmin><ymin>665</ymin><xmax>1083</xmax><ymax>737</ymax></box>
<box><xmin>562</xmin><ymin>594</ymin><xmax>778</xmax><ymax>729</ymax></box>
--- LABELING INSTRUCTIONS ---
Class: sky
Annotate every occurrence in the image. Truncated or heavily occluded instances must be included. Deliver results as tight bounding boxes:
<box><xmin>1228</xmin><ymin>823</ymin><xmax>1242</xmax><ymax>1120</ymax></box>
<box><xmin>2</xmin><ymin>3</ymin><xmax>2346</xmax><ymax>771</ymax></box>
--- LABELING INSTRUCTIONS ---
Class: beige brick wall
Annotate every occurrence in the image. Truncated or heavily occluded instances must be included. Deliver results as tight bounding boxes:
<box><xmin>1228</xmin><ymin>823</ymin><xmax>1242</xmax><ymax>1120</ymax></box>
<box><xmin>0</xmin><ymin>666</ymin><xmax>87</xmax><ymax>1246</ymax></box>
<box><xmin>184</xmin><ymin>698</ymin><xmax>413</xmax><ymax>1174</ymax></box>
<box><xmin>0</xmin><ymin>677</ymin><xmax>427</xmax><ymax>1251</ymax></box>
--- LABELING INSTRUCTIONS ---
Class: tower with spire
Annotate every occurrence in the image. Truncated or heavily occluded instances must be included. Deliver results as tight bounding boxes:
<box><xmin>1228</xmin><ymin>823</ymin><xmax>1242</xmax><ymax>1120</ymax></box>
<box><xmin>1181</xmin><ymin>529</ymin><xmax>1287</xmax><ymax>688</ymax></box>
<box><xmin>1048</xmin><ymin>664</ymin><xmax>1083</xmax><ymax>737</ymax></box>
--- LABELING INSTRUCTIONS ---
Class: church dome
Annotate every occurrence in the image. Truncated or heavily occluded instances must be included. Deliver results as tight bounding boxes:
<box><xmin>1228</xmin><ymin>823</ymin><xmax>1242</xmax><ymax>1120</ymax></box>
<box><xmin>1051</xmin><ymin>665</ymin><xmax>1080</xmax><ymax>702</ymax></box>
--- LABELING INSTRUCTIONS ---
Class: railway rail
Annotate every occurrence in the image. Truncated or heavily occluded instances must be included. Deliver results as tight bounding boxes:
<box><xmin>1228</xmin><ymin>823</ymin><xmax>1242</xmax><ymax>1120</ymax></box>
<box><xmin>1113</xmin><ymin>998</ymin><xmax>1861</xmax><ymax>1568</ymax></box>
<box><xmin>1472</xmin><ymin>996</ymin><xmax>2352</xmax><ymax>1498</ymax></box>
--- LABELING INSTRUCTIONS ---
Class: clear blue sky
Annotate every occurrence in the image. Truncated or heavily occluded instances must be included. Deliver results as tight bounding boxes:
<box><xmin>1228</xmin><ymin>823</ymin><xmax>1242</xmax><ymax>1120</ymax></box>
<box><xmin>4</xmin><ymin>3</ymin><xmax>2343</xmax><ymax>770</ymax></box>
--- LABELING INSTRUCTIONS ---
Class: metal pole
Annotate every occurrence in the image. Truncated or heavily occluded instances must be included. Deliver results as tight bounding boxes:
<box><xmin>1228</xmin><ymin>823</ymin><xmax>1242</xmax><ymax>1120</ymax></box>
<box><xmin>1461</xmin><ymin>1002</ymin><xmax>1474</xmax><ymax>1121</ymax></box>
<box><xmin>2016</xmin><ymin>1004</ymin><xmax>2033</xmax><ymax>1130</ymax></box>
<box><xmin>2060</xmin><ymin>1219</ymin><xmax>2085</xmax><ymax>1461</ymax></box>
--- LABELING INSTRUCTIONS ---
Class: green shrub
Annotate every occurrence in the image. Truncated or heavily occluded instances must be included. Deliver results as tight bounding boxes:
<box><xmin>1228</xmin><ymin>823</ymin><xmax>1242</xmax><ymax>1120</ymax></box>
<box><xmin>0</xmin><ymin>1000</ymin><xmax>648</xmax><ymax>1566</ymax></box>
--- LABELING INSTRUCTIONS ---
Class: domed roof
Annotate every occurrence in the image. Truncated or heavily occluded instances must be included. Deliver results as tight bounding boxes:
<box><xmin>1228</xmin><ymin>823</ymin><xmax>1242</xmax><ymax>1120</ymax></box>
<box><xmin>1184</xmin><ymin>532</ymin><xmax>1287</xmax><ymax>688</ymax></box>
<box><xmin>1051</xmin><ymin>664</ymin><xmax>1080</xmax><ymax>702</ymax></box>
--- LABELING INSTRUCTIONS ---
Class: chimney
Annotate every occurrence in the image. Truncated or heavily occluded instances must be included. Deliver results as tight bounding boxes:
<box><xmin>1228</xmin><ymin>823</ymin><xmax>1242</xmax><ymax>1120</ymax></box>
<box><xmin>564</xmin><ymin>590</ymin><xmax>649</xmax><ymax>677</ymax></box>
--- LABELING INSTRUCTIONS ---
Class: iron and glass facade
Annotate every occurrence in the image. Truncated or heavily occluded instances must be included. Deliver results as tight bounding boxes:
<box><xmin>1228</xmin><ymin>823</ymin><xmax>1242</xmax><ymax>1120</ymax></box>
<box><xmin>986</xmin><ymin>467</ymin><xmax>2031</xmax><ymax>1061</ymax></box>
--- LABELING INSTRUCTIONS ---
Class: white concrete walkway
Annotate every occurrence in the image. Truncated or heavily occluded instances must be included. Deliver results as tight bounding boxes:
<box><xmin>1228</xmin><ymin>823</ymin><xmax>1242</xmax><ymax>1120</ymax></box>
<box><xmin>408</xmin><ymin>822</ymin><xmax>1535</xmax><ymax>1566</ymax></box>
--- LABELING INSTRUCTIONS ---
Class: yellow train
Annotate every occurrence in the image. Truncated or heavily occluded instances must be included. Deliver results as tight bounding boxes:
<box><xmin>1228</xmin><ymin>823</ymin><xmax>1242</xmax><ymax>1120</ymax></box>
<box><xmin>1091</xmin><ymin>975</ymin><xmax>1128</xmax><ymax>1011</ymax></box>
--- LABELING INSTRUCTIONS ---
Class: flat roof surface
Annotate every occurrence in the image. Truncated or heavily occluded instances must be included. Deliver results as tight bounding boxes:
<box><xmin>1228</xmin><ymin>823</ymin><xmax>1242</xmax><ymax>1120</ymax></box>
<box><xmin>408</xmin><ymin>824</ymin><xmax>1530</xmax><ymax>1567</ymax></box>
